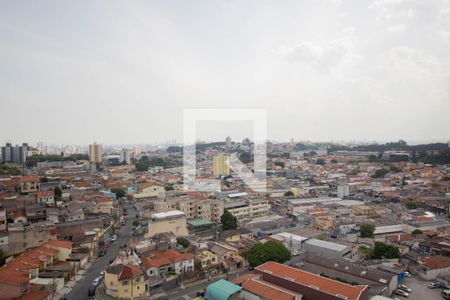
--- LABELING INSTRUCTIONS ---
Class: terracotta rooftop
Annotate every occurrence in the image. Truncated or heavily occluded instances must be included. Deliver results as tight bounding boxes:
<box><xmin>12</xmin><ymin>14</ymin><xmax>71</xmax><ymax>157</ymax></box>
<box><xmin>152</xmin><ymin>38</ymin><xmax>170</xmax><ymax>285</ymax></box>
<box><xmin>119</xmin><ymin>264</ymin><xmax>144</xmax><ymax>280</ymax></box>
<box><xmin>48</xmin><ymin>240</ymin><xmax>73</xmax><ymax>249</ymax></box>
<box><xmin>243</xmin><ymin>277</ymin><xmax>298</xmax><ymax>300</ymax></box>
<box><xmin>256</xmin><ymin>261</ymin><xmax>367</xmax><ymax>300</ymax></box>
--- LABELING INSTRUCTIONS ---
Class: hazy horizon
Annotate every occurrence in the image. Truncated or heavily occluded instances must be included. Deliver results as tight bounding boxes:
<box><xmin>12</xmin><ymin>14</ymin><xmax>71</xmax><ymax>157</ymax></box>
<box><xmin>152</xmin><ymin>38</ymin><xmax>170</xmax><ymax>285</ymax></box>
<box><xmin>1</xmin><ymin>1</ymin><xmax>449</xmax><ymax>145</ymax></box>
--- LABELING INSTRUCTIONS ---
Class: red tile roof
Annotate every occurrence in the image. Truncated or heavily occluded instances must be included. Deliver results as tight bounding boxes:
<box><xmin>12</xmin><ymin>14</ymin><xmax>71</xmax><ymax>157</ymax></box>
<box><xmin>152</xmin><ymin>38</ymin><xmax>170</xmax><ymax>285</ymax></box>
<box><xmin>142</xmin><ymin>249</ymin><xmax>194</xmax><ymax>269</ymax></box>
<box><xmin>421</xmin><ymin>256</ymin><xmax>450</xmax><ymax>269</ymax></box>
<box><xmin>18</xmin><ymin>176</ymin><xmax>39</xmax><ymax>183</ymax></box>
<box><xmin>119</xmin><ymin>264</ymin><xmax>144</xmax><ymax>280</ymax></box>
<box><xmin>256</xmin><ymin>261</ymin><xmax>367</xmax><ymax>300</ymax></box>
<box><xmin>243</xmin><ymin>277</ymin><xmax>298</xmax><ymax>300</ymax></box>
<box><xmin>37</xmin><ymin>191</ymin><xmax>54</xmax><ymax>197</ymax></box>
<box><xmin>48</xmin><ymin>240</ymin><xmax>73</xmax><ymax>249</ymax></box>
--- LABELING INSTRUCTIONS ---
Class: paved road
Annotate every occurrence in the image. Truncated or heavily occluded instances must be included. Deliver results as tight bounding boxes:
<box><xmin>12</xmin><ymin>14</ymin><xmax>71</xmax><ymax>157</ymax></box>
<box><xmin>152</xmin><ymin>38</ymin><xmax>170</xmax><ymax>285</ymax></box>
<box><xmin>163</xmin><ymin>269</ymin><xmax>250</xmax><ymax>300</ymax></box>
<box><xmin>65</xmin><ymin>202</ymin><xmax>136</xmax><ymax>300</ymax></box>
<box><xmin>401</xmin><ymin>276</ymin><xmax>442</xmax><ymax>300</ymax></box>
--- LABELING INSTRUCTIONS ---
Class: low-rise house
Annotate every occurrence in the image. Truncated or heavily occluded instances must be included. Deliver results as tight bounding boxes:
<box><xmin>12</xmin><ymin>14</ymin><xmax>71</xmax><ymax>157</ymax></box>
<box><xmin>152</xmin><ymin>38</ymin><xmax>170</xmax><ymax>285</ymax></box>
<box><xmin>104</xmin><ymin>264</ymin><xmax>148</xmax><ymax>299</ymax></box>
<box><xmin>142</xmin><ymin>249</ymin><xmax>194</xmax><ymax>277</ymax></box>
<box><xmin>210</xmin><ymin>242</ymin><xmax>245</xmax><ymax>270</ymax></box>
<box><xmin>196</xmin><ymin>250</ymin><xmax>219</xmax><ymax>270</ymax></box>
<box><xmin>417</xmin><ymin>255</ymin><xmax>450</xmax><ymax>280</ymax></box>
<box><xmin>18</xmin><ymin>176</ymin><xmax>39</xmax><ymax>194</ymax></box>
<box><xmin>133</xmin><ymin>182</ymin><xmax>165</xmax><ymax>199</ymax></box>
<box><xmin>37</xmin><ymin>191</ymin><xmax>55</xmax><ymax>206</ymax></box>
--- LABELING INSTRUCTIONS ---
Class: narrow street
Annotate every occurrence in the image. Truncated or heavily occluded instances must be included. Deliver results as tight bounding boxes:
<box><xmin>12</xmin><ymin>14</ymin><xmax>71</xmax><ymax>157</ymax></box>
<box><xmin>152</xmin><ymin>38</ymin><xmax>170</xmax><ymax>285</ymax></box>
<box><xmin>65</xmin><ymin>202</ymin><xmax>136</xmax><ymax>300</ymax></box>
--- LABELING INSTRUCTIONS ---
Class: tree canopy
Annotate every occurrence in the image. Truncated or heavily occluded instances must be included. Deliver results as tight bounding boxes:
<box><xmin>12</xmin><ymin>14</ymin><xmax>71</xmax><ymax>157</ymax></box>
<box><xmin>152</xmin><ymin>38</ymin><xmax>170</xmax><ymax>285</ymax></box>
<box><xmin>372</xmin><ymin>168</ymin><xmax>389</xmax><ymax>178</ymax></box>
<box><xmin>134</xmin><ymin>155</ymin><xmax>182</xmax><ymax>171</ymax></box>
<box><xmin>177</xmin><ymin>237</ymin><xmax>190</xmax><ymax>249</ymax></box>
<box><xmin>360</xmin><ymin>223</ymin><xmax>375</xmax><ymax>238</ymax></box>
<box><xmin>220</xmin><ymin>209</ymin><xmax>237</xmax><ymax>231</ymax></box>
<box><xmin>111</xmin><ymin>188</ymin><xmax>127</xmax><ymax>198</ymax></box>
<box><xmin>0</xmin><ymin>163</ymin><xmax>21</xmax><ymax>175</ymax></box>
<box><xmin>371</xmin><ymin>242</ymin><xmax>399</xmax><ymax>259</ymax></box>
<box><xmin>247</xmin><ymin>241</ymin><xmax>291</xmax><ymax>268</ymax></box>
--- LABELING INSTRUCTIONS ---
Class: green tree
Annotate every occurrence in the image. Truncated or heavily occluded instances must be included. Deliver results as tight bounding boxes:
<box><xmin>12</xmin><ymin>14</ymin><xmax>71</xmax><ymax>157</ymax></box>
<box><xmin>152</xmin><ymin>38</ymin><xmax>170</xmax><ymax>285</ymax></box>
<box><xmin>220</xmin><ymin>209</ymin><xmax>237</xmax><ymax>231</ymax></box>
<box><xmin>371</xmin><ymin>242</ymin><xmax>386</xmax><ymax>258</ymax></box>
<box><xmin>316</xmin><ymin>158</ymin><xmax>326</xmax><ymax>165</ymax></box>
<box><xmin>177</xmin><ymin>237</ymin><xmax>190</xmax><ymax>249</ymax></box>
<box><xmin>0</xmin><ymin>163</ymin><xmax>21</xmax><ymax>175</ymax></box>
<box><xmin>385</xmin><ymin>244</ymin><xmax>400</xmax><ymax>259</ymax></box>
<box><xmin>274</xmin><ymin>161</ymin><xmax>285</xmax><ymax>168</ymax></box>
<box><xmin>368</xmin><ymin>155</ymin><xmax>378</xmax><ymax>163</ymax></box>
<box><xmin>360</xmin><ymin>223</ymin><xmax>375</xmax><ymax>238</ymax></box>
<box><xmin>372</xmin><ymin>168</ymin><xmax>389</xmax><ymax>178</ymax></box>
<box><xmin>54</xmin><ymin>186</ymin><xmax>62</xmax><ymax>200</ymax></box>
<box><xmin>371</xmin><ymin>242</ymin><xmax>399</xmax><ymax>259</ymax></box>
<box><xmin>404</xmin><ymin>201</ymin><xmax>417</xmax><ymax>210</ymax></box>
<box><xmin>412</xmin><ymin>229</ymin><xmax>423</xmax><ymax>235</ymax></box>
<box><xmin>132</xmin><ymin>219</ymin><xmax>141</xmax><ymax>228</ymax></box>
<box><xmin>239</xmin><ymin>152</ymin><xmax>253</xmax><ymax>164</ymax></box>
<box><xmin>111</xmin><ymin>188</ymin><xmax>126</xmax><ymax>198</ymax></box>
<box><xmin>331</xmin><ymin>159</ymin><xmax>338</xmax><ymax>163</ymax></box>
<box><xmin>247</xmin><ymin>241</ymin><xmax>291</xmax><ymax>268</ymax></box>
<box><xmin>390</xmin><ymin>165</ymin><xmax>402</xmax><ymax>173</ymax></box>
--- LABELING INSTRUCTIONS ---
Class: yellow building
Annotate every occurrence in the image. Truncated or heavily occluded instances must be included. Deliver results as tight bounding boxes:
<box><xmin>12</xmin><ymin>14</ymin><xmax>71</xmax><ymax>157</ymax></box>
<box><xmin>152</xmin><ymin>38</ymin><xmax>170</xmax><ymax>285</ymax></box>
<box><xmin>133</xmin><ymin>183</ymin><xmax>166</xmax><ymax>199</ymax></box>
<box><xmin>104</xmin><ymin>264</ymin><xmax>148</xmax><ymax>299</ymax></box>
<box><xmin>213</xmin><ymin>155</ymin><xmax>230</xmax><ymax>177</ymax></box>
<box><xmin>146</xmin><ymin>210</ymin><xmax>188</xmax><ymax>238</ymax></box>
<box><xmin>196</xmin><ymin>250</ymin><xmax>219</xmax><ymax>269</ymax></box>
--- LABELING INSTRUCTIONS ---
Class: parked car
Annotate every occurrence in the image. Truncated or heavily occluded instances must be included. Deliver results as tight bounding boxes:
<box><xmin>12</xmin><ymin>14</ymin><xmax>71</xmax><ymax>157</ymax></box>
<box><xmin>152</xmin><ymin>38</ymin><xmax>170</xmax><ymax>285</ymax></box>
<box><xmin>88</xmin><ymin>286</ymin><xmax>96</xmax><ymax>298</ymax></box>
<box><xmin>92</xmin><ymin>276</ymin><xmax>102</xmax><ymax>287</ymax></box>
<box><xmin>398</xmin><ymin>285</ymin><xmax>412</xmax><ymax>293</ymax></box>
<box><xmin>98</xmin><ymin>249</ymin><xmax>106</xmax><ymax>257</ymax></box>
<box><xmin>442</xmin><ymin>290</ymin><xmax>450</xmax><ymax>300</ymax></box>
<box><xmin>404</xmin><ymin>271</ymin><xmax>411</xmax><ymax>277</ymax></box>
<box><xmin>395</xmin><ymin>289</ymin><xmax>409</xmax><ymax>297</ymax></box>
<box><xmin>111</xmin><ymin>235</ymin><xmax>117</xmax><ymax>242</ymax></box>
<box><xmin>427</xmin><ymin>282</ymin><xmax>440</xmax><ymax>289</ymax></box>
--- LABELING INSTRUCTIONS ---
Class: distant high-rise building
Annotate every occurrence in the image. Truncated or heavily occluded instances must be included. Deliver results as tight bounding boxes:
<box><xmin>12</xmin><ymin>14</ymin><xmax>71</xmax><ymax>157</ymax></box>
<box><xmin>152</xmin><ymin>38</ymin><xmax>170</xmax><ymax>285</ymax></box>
<box><xmin>120</xmin><ymin>148</ymin><xmax>131</xmax><ymax>164</ymax></box>
<box><xmin>242</xmin><ymin>137</ymin><xmax>251</xmax><ymax>145</ymax></box>
<box><xmin>89</xmin><ymin>143</ymin><xmax>103</xmax><ymax>163</ymax></box>
<box><xmin>213</xmin><ymin>154</ymin><xmax>230</xmax><ymax>177</ymax></box>
<box><xmin>134</xmin><ymin>146</ymin><xmax>142</xmax><ymax>156</ymax></box>
<box><xmin>1</xmin><ymin>142</ymin><xmax>29</xmax><ymax>164</ymax></box>
<box><xmin>225</xmin><ymin>136</ymin><xmax>232</xmax><ymax>148</ymax></box>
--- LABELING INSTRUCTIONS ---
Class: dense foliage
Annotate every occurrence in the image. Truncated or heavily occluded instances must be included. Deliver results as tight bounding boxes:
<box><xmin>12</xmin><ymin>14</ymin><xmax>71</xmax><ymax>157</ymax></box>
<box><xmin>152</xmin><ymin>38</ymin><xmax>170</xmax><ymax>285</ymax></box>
<box><xmin>247</xmin><ymin>241</ymin><xmax>291</xmax><ymax>268</ymax></box>
<box><xmin>220</xmin><ymin>209</ymin><xmax>237</xmax><ymax>231</ymax></box>
<box><xmin>360</xmin><ymin>223</ymin><xmax>375</xmax><ymax>238</ymax></box>
<box><xmin>0</xmin><ymin>163</ymin><xmax>21</xmax><ymax>175</ymax></box>
<box><xmin>111</xmin><ymin>188</ymin><xmax>127</xmax><ymax>198</ymax></box>
<box><xmin>177</xmin><ymin>237</ymin><xmax>190</xmax><ymax>249</ymax></box>
<box><xmin>372</xmin><ymin>168</ymin><xmax>389</xmax><ymax>178</ymax></box>
<box><xmin>370</xmin><ymin>242</ymin><xmax>399</xmax><ymax>259</ymax></box>
<box><xmin>134</xmin><ymin>155</ymin><xmax>182</xmax><ymax>171</ymax></box>
<box><xmin>25</xmin><ymin>154</ymin><xmax>89</xmax><ymax>167</ymax></box>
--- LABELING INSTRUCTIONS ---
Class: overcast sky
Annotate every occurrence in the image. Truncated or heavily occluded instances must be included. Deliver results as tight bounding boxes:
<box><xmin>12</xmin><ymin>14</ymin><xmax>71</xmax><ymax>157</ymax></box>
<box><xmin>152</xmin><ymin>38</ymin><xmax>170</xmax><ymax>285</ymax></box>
<box><xmin>1</xmin><ymin>0</ymin><xmax>449</xmax><ymax>145</ymax></box>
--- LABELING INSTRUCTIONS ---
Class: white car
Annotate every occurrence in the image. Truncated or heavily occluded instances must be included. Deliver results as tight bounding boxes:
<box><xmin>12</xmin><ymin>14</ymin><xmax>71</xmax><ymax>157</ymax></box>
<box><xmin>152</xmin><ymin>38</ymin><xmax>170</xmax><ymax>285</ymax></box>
<box><xmin>404</xmin><ymin>271</ymin><xmax>411</xmax><ymax>277</ymax></box>
<box><xmin>92</xmin><ymin>276</ymin><xmax>102</xmax><ymax>287</ymax></box>
<box><xmin>428</xmin><ymin>282</ymin><xmax>440</xmax><ymax>289</ymax></box>
<box><xmin>395</xmin><ymin>289</ymin><xmax>409</xmax><ymax>297</ymax></box>
<box><xmin>111</xmin><ymin>235</ymin><xmax>117</xmax><ymax>242</ymax></box>
<box><xmin>398</xmin><ymin>284</ymin><xmax>412</xmax><ymax>293</ymax></box>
